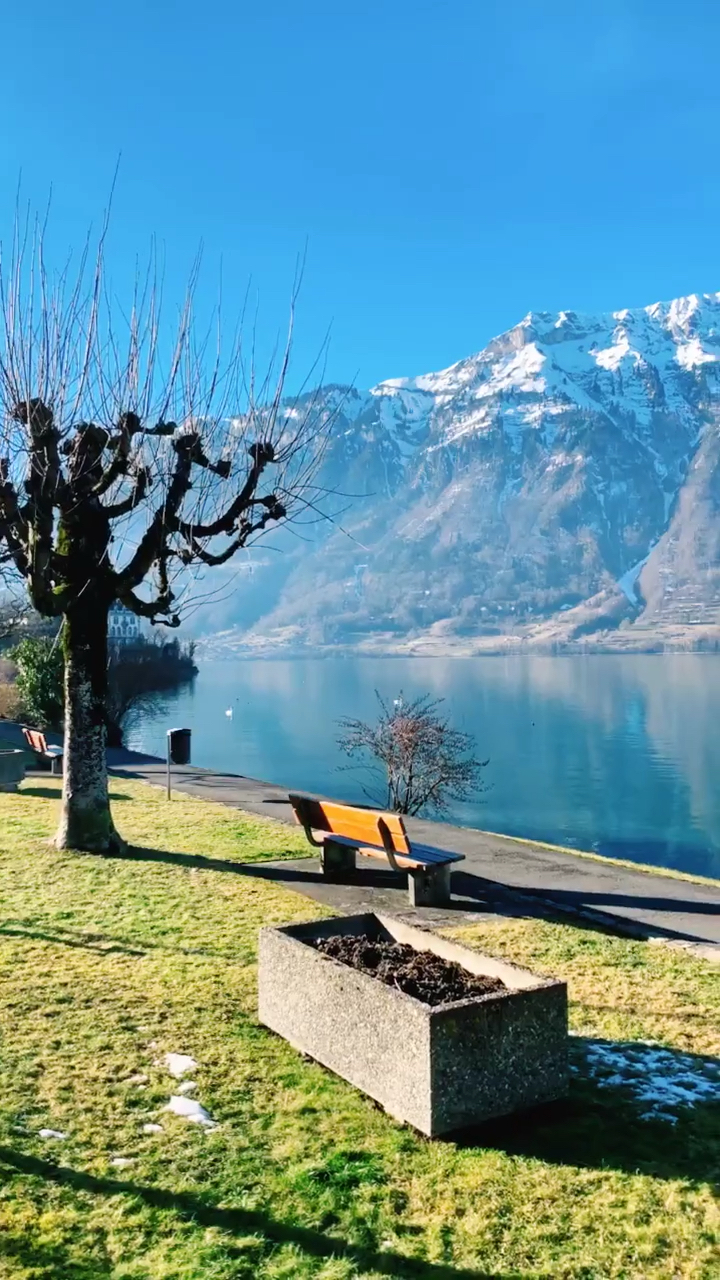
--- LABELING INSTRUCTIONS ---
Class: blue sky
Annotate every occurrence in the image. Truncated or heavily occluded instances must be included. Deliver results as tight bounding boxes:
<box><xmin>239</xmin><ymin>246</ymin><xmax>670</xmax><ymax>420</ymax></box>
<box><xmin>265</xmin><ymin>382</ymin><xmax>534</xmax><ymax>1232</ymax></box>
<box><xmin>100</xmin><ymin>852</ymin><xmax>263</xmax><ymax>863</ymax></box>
<box><xmin>1</xmin><ymin>0</ymin><xmax>719</xmax><ymax>390</ymax></box>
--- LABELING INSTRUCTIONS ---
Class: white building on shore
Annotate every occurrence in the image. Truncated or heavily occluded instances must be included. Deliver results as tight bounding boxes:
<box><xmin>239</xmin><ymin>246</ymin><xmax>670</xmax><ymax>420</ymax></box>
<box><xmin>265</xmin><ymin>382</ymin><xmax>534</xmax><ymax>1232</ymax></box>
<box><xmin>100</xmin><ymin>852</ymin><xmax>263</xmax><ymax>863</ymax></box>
<box><xmin>108</xmin><ymin>604</ymin><xmax>143</xmax><ymax>646</ymax></box>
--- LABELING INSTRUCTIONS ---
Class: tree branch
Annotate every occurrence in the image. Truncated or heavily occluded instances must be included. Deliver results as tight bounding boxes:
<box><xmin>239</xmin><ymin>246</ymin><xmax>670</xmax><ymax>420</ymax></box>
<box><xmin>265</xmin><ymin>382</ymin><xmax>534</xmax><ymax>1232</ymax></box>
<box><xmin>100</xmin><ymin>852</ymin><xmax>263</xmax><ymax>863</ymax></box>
<box><xmin>113</xmin><ymin>433</ymin><xmax>195</xmax><ymax>594</ymax></box>
<box><xmin>179</xmin><ymin>495</ymin><xmax>288</xmax><ymax>566</ymax></box>
<box><xmin>11</xmin><ymin>399</ymin><xmax>66</xmax><ymax>613</ymax></box>
<box><xmin>117</xmin><ymin>586</ymin><xmax>180</xmax><ymax>626</ymax></box>
<box><xmin>176</xmin><ymin>442</ymin><xmax>275</xmax><ymax>540</ymax></box>
<box><xmin>93</xmin><ymin>413</ymin><xmax>176</xmax><ymax>497</ymax></box>
<box><xmin>0</xmin><ymin>459</ymin><xmax>30</xmax><ymax>579</ymax></box>
<box><xmin>102</xmin><ymin>467</ymin><xmax>151</xmax><ymax>519</ymax></box>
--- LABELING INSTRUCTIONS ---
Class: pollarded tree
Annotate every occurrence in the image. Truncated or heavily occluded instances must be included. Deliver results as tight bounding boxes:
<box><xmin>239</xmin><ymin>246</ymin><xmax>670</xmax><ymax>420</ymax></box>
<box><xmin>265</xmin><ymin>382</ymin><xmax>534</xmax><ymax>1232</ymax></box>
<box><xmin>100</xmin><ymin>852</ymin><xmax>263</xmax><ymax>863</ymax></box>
<box><xmin>0</xmin><ymin>218</ymin><xmax>331</xmax><ymax>852</ymax></box>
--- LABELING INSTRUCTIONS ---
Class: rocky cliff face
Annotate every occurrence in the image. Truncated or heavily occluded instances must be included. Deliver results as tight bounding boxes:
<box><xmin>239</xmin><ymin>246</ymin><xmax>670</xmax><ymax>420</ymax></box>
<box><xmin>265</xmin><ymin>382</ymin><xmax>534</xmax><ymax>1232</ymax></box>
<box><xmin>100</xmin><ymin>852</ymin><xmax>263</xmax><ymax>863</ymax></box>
<box><xmin>205</xmin><ymin>293</ymin><xmax>720</xmax><ymax>654</ymax></box>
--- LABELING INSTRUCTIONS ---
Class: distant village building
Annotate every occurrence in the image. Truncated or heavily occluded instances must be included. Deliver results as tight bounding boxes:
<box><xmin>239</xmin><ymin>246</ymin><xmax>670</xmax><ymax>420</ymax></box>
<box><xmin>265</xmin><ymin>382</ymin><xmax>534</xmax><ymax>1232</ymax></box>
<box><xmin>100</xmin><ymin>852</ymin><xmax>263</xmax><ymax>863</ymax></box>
<box><xmin>108</xmin><ymin>604</ymin><xmax>143</xmax><ymax>646</ymax></box>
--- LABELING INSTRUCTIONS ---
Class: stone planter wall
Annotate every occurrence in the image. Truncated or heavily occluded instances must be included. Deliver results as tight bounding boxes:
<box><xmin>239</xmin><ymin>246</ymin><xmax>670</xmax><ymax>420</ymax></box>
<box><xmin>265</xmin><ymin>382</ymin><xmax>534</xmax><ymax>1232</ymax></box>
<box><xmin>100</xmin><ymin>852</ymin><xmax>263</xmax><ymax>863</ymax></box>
<box><xmin>0</xmin><ymin>749</ymin><xmax>25</xmax><ymax>792</ymax></box>
<box><xmin>259</xmin><ymin>912</ymin><xmax>568</xmax><ymax>1137</ymax></box>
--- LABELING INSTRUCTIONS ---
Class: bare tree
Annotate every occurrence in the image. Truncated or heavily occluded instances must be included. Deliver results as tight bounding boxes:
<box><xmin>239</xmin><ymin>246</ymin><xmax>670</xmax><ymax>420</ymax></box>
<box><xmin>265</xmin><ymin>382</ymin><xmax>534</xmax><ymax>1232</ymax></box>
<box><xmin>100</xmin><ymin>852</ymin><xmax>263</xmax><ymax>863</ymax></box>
<box><xmin>337</xmin><ymin>692</ymin><xmax>488</xmax><ymax>816</ymax></box>
<box><xmin>0</xmin><ymin>596</ymin><xmax>31</xmax><ymax>643</ymax></box>
<box><xmin>0</xmin><ymin>209</ymin><xmax>332</xmax><ymax>852</ymax></box>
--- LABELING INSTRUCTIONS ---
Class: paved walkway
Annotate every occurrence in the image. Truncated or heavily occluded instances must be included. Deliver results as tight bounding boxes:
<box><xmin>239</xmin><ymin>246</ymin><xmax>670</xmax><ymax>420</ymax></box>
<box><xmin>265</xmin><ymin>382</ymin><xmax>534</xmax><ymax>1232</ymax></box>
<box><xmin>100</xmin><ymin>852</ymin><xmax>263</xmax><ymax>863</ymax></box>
<box><xmin>108</xmin><ymin>751</ymin><xmax>720</xmax><ymax>957</ymax></box>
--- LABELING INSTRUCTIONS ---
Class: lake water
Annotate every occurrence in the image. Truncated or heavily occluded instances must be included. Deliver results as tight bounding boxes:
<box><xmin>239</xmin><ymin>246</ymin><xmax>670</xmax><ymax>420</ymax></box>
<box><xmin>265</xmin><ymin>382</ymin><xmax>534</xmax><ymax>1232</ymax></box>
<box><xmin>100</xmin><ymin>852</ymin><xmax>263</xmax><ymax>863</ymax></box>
<box><xmin>126</xmin><ymin>654</ymin><xmax>720</xmax><ymax>881</ymax></box>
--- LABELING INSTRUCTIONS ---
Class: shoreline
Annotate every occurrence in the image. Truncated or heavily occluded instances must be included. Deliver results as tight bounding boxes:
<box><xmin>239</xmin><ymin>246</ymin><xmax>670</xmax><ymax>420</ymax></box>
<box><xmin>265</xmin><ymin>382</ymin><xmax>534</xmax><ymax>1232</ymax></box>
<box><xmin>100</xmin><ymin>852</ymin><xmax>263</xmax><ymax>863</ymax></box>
<box><xmin>195</xmin><ymin>641</ymin><xmax>720</xmax><ymax>661</ymax></box>
<box><xmin>119</xmin><ymin>753</ymin><xmax>720</xmax><ymax>890</ymax></box>
<box><xmin>107</xmin><ymin>753</ymin><xmax>720</xmax><ymax>954</ymax></box>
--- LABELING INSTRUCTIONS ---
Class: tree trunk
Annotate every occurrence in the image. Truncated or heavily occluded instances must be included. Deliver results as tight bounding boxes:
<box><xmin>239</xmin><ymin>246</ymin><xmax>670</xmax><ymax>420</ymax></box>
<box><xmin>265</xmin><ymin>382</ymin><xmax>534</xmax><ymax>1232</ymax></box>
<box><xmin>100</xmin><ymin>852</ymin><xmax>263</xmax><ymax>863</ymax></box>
<box><xmin>54</xmin><ymin>604</ymin><xmax>125</xmax><ymax>853</ymax></box>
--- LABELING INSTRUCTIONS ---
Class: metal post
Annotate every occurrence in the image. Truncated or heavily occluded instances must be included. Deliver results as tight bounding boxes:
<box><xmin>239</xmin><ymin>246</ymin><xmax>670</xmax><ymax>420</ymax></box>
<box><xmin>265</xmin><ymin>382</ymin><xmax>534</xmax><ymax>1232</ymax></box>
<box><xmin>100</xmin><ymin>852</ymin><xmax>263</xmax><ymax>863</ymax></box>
<box><xmin>166</xmin><ymin>727</ymin><xmax>190</xmax><ymax>799</ymax></box>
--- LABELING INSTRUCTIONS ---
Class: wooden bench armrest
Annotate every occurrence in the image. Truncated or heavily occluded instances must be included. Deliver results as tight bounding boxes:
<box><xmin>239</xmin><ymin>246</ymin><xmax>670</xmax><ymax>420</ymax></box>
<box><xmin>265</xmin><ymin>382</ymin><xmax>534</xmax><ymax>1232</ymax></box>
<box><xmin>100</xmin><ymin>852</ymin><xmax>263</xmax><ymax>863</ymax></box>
<box><xmin>355</xmin><ymin>845</ymin><xmax>425</xmax><ymax>871</ymax></box>
<box><xmin>376</xmin><ymin>817</ymin><xmax>400</xmax><ymax>873</ymax></box>
<box><xmin>289</xmin><ymin>794</ymin><xmax>325</xmax><ymax>848</ymax></box>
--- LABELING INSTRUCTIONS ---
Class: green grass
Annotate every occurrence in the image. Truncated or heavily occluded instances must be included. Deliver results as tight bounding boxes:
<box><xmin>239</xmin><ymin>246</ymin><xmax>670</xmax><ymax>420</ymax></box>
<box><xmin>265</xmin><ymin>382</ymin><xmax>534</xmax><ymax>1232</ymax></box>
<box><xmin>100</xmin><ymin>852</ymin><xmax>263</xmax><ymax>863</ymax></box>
<box><xmin>0</xmin><ymin>780</ymin><xmax>717</xmax><ymax>1279</ymax></box>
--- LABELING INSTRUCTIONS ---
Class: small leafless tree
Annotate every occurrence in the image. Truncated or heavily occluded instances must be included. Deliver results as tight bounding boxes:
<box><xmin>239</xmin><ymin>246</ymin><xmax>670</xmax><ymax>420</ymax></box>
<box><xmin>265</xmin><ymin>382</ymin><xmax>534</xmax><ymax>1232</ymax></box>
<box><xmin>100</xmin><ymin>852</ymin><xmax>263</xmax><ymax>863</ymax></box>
<box><xmin>0</xmin><ymin>208</ymin><xmax>333</xmax><ymax>852</ymax></box>
<box><xmin>337</xmin><ymin>692</ymin><xmax>488</xmax><ymax>816</ymax></box>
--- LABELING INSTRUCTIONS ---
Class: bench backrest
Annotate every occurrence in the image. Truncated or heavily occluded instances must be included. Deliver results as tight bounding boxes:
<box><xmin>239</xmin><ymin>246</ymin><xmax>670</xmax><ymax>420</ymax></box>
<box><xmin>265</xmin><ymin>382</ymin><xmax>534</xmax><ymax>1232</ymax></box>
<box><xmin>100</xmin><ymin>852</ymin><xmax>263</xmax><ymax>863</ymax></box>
<box><xmin>23</xmin><ymin>728</ymin><xmax>48</xmax><ymax>754</ymax></box>
<box><xmin>289</xmin><ymin>793</ymin><xmax>411</xmax><ymax>857</ymax></box>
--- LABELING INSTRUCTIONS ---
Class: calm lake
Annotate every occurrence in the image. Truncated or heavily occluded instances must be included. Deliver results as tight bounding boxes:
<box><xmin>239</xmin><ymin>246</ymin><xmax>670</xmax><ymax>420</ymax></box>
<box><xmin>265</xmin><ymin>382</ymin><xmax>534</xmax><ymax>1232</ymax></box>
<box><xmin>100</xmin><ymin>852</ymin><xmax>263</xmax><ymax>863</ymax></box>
<box><xmin>126</xmin><ymin>654</ymin><xmax>720</xmax><ymax>881</ymax></box>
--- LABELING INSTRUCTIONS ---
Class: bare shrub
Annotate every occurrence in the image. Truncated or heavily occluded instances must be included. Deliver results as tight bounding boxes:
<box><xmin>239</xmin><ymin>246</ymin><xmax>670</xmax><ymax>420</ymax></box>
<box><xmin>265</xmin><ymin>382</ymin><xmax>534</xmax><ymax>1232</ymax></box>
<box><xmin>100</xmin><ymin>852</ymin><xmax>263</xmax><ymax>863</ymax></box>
<box><xmin>338</xmin><ymin>692</ymin><xmax>488</xmax><ymax>816</ymax></box>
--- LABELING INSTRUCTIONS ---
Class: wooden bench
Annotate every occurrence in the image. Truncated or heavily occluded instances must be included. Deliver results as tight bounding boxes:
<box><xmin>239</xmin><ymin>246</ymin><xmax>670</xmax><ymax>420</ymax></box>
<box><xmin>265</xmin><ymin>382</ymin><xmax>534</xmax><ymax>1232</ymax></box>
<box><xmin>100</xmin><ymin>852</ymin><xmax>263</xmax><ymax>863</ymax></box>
<box><xmin>22</xmin><ymin>728</ymin><xmax>64</xmax><ymax>775</ymax></box>
<box><xmin>289</xmin><ymin>793</ymin><xmax>464</xmax><ymax>907</ymax></box>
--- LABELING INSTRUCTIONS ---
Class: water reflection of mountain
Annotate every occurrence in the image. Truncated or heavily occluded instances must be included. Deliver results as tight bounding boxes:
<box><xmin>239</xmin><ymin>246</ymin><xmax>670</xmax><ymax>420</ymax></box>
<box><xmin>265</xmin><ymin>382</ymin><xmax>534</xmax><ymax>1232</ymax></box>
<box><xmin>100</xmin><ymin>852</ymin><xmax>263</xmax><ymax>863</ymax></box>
<box><xmin>128</xmin><ymin>655</ymin><xmax>720</xmax><ymax>880</ymax></box>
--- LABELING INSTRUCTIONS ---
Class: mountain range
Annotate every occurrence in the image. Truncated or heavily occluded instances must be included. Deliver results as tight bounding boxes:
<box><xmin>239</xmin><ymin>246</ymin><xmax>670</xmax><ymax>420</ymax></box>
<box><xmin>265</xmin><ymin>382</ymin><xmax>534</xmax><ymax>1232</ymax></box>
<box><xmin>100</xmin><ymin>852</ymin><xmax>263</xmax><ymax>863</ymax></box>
<box><xmin>199</xmin><ymin>291</ymin><xmax>720</xmax><ymax>656</ymax></box>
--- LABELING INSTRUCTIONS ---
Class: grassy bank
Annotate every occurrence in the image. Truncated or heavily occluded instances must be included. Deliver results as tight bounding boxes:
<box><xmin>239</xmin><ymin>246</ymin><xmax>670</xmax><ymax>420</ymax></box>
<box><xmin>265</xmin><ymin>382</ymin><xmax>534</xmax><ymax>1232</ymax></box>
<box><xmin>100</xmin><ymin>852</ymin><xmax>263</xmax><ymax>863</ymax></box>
<box><xmin>0</xmin><ymin>779</ymin><xmax>717</xmax><ymax>1279</ymax></box>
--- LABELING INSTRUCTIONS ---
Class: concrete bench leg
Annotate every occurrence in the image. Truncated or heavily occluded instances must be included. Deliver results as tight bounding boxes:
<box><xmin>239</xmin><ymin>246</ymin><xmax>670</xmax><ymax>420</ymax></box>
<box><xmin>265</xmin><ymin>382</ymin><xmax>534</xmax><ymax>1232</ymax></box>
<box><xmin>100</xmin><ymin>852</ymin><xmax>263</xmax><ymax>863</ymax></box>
<box><xmin>321</xmin><ymin>840</ymin><xmax>356</xmax><ymax>880</ymax></box>
<box><xmin>408</xmin><ymin>863</ymin><xmax>452</xmax><ymax>907</ymax></box>
<box><xmin>51</xmin><ymin>757</ymin><xmax>63</xmax><ymax>776</ymax></box>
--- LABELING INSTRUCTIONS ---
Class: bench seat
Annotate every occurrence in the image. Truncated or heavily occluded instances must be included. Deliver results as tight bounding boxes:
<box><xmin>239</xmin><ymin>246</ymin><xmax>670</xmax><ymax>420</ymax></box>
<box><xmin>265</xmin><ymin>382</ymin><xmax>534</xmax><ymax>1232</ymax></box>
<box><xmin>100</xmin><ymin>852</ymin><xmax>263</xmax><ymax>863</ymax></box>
<box><xmin>289</xmin><ymin>793</ymin><xmax>464</xmax><ymax>906</ymax></box>
<box><xmin>328</xmin><ymin>832</ymin><xmax>464</xmax><ymax>869</ymax></box>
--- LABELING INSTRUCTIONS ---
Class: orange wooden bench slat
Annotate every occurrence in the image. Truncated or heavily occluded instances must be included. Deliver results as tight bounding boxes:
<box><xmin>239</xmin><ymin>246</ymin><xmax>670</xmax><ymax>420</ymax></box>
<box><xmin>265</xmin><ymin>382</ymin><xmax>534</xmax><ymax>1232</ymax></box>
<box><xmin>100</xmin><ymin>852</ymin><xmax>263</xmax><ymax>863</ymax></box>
<box><xmin>289</xmin><ymin>794</ymin><xmax>411</xmax><ymax>857</ymax></box>
<box><xmin>24</xmin><ymin>729</ymin><xmax>47</xmax><ymax>753</ymax></box>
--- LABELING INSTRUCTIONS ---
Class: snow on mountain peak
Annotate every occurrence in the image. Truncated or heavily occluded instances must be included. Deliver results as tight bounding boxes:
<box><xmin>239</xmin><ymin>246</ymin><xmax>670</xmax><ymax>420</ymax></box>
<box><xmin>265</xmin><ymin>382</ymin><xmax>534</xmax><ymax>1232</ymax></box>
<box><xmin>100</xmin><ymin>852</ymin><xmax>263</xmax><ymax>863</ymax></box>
<box><xmin>220</xmin><ymin>289</ymin><xmax>720</xmax><ymax>654</ymax></box>
<box><xmin>365</xmin><ymin>291</ymin><xmax>720</xmax><ymax>452</ymax></box>
<box><xmin>593</xmin><ymin>327</ymin><xmax>646</xmax><ymax>372</ymax></box>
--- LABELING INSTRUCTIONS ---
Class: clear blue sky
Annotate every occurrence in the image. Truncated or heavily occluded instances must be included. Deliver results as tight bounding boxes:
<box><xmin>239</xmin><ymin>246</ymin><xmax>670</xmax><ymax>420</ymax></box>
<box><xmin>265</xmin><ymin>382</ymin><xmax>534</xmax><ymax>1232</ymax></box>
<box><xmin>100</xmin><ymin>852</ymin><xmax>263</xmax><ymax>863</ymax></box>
<box><xmin>1</xmin><ymin>0</ymin><xmax>719</xmax><ymax>390</ymax></box>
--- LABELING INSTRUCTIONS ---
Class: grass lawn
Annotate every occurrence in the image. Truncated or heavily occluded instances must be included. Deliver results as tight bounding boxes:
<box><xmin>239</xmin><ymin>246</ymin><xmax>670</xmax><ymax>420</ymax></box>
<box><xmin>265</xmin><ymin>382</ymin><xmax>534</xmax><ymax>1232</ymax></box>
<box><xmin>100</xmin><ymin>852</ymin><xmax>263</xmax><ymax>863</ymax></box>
<box><xmin>0</xmin><ymin>778</ymin><xmax>717</xmax><ymax>1279</ymax></box>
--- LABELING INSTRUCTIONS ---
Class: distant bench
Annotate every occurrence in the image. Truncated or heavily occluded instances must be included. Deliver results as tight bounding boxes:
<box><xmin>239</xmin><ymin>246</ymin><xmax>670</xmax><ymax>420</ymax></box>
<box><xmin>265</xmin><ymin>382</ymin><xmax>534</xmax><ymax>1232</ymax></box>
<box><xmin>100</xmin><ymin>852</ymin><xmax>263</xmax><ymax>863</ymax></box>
<box><xmin>22</xmin><ymin>728</ymin><xmax>64</xmax><ymax>775</ymax></box>
<box><xmin>289</xmin><ymin>793</ymin><xmax>464</xmax><ymax>906</ymax></box>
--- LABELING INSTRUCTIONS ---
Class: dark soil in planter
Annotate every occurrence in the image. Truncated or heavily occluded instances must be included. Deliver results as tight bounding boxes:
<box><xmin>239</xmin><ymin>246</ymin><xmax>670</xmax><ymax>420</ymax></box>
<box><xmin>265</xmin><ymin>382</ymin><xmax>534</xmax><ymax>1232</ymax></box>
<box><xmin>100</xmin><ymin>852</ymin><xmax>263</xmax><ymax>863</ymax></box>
<box><xmin>312</xmin><ymin>934</ymin><xmax>506</xmax><ymax>1006</ymax></box>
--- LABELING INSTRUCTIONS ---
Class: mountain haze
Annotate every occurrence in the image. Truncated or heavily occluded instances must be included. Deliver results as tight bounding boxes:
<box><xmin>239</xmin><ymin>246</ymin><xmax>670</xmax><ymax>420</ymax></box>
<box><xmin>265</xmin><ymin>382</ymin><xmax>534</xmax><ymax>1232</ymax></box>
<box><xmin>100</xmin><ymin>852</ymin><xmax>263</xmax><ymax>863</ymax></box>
<box><xmin>202</xmin><ymin>292</ymin><xmax>720</xmax><ymax>655</ymax></box>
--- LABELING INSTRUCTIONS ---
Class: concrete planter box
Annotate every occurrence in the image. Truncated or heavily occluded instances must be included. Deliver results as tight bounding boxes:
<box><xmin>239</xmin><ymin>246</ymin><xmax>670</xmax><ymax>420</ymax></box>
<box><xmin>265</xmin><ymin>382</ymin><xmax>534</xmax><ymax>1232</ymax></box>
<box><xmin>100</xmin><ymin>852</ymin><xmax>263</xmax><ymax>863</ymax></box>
<box><xmin>259</xmin><ymin>912</ymin><xmax>568</xmax><ymax>1137</ymax></box>
<box><xmin>0</xmin><ymin>749</ymin><xmax>25</xmax><ymax>792</ymax></box>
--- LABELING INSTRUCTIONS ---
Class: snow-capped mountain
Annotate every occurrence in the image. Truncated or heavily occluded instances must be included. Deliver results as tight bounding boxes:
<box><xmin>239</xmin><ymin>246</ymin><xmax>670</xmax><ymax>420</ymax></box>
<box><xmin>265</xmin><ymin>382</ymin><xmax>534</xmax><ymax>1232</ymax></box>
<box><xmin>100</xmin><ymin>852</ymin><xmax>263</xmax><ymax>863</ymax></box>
<box><xmin>206</xmin><ymin>292</ymin><xmax>720</xmax><ymax>654</ymax></box>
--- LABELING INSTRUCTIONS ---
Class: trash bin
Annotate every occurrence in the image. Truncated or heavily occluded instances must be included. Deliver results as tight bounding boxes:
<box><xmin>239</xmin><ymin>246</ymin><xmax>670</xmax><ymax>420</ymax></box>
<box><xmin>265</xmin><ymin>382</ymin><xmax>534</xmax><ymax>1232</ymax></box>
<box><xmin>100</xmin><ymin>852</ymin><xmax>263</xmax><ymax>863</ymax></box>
<box><xmin>167</xmin><ymin>728</ymin><xmax>191</xmax><ymax>766</ymax></box>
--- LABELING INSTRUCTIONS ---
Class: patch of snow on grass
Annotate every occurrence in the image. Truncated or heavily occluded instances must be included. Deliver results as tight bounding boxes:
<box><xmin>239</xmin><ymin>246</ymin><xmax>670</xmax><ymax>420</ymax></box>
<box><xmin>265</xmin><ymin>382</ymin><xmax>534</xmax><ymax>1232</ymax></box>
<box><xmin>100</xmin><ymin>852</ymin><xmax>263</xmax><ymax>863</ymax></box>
<box><xmin>575</xmin><ymin>1038</ymin><xmax>720</xmax><ymax>1122</ymax></box>
<box><xmin>38</xmin><ymin>1129</ymin><xmax>67</xmax><ymax>1140</ymax></box>
<box><xmin>164</xmin><ymin>1095</ymin><xmax>217</xmax><ymax>1127</ymax></box>
<box><xmin>143</xmin><ymin>1123</ymin><xmax>164</xmax><ymax>1134</ymax></box>
<box><xmin>111</xmin><ymin>1157</ymin><xmax>135</xmax><ymax>1168</ymax></box>
<box><xmin>177</xmin><ymin>1080</ymin><xmax>197</xmax><ymax>1095</ymax></box>
<box><xmin>163</xmin><ymin>1053</ymin><xmax>197</xmax><ymax>1078</ymax></box>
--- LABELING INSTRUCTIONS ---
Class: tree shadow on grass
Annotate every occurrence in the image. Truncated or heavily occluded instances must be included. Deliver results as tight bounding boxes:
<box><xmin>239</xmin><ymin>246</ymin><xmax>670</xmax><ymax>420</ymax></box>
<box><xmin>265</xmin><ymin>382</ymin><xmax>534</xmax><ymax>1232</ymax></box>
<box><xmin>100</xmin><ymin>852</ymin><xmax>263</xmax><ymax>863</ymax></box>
<box><xmin>0</xmin><ymin>922</ymin><xmax>145</xmax><ymax>956</ymax></box>
<box><xmin>0</xmin><ymin>917</ymin><xmax>242</xmax><ymax>960</ymax></box>
<box><xmin>97</xmin><ymin>850</ymin><xmax>720</xmax><ymax>936</ymax></box>
<box><xmin>0</xmin><ymin>1147</ymin><xmax>526</xmax><ymax>1280</ymax></box>
<box><xmin>20</xmin><ymin>786</ymin><xmax>132</xmax><ymax>802</ymax></box>
<box><xmin>452</xmin><ymin>1037</ymin><xmax>720</xmax><ymax>1187</ymax></box>
<box><xmin>100</xmin><ymin>844</ymin><xmax>313</xmax><ymax>875</ymax></box>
